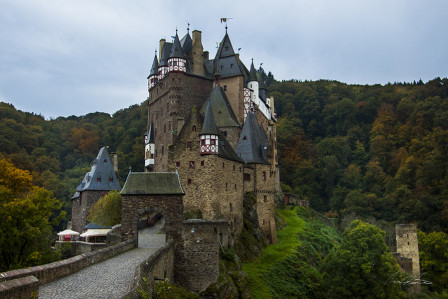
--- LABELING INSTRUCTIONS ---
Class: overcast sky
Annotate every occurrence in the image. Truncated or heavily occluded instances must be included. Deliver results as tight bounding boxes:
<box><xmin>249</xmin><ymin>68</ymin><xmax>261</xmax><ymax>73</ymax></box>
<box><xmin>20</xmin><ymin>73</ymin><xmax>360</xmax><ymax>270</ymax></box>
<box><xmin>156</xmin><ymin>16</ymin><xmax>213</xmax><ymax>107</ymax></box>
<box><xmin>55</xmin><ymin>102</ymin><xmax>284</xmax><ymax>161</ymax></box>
<box><xmin>1</xmin><ymin>0</ymin><xmax>447</xmax><ymax>118</ymax></box>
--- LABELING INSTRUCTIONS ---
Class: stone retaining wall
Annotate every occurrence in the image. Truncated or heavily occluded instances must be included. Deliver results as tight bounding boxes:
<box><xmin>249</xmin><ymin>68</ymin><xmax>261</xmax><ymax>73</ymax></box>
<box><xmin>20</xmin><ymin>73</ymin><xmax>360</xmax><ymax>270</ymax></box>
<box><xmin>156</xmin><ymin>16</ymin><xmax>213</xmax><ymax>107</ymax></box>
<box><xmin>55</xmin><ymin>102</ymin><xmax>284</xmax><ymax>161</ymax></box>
<box><xmin>126</xmin><ymin>240</ymin><xmax>175</xmax><ymax>298</ymax></box>
<box><xmin>0</xmin><ymin>275</ymin><xmax>39</xmax><ymax>299</ymax></box>
<box><xmin>0</xmin><ymin>239</ymin><xmax>135</xmax><ymax>294</ymax></box>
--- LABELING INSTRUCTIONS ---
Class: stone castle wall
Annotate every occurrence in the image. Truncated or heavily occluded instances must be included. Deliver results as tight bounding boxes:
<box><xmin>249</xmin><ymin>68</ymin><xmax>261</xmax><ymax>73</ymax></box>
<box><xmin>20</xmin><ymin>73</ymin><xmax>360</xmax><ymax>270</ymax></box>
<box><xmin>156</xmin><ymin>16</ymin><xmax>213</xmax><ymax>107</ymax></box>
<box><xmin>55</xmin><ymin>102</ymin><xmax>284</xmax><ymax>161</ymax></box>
<box><xmin>176</xmin><ymin>220</ymin><xmax>229</xmax><ymax>292</ymax></box>
<box><xmin>149</xmin><ymin>72</ymin><xmax>212</xmax><ymax>172</ymax></box>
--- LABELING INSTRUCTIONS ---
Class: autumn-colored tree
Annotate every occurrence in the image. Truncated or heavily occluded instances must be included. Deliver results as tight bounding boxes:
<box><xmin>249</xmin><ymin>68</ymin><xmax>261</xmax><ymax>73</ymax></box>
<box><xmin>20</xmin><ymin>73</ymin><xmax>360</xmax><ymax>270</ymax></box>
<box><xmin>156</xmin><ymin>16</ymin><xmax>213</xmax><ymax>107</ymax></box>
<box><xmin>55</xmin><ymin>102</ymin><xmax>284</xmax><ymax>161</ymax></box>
<box><xmin>87</xmin><ymin>190</ymin><xmax>122</xmax><ymax>227</ymax></box>
<box><xmin>0</xmin><ymin>159</ymin><xmax>65</xmax><ymax>271</ymax></box>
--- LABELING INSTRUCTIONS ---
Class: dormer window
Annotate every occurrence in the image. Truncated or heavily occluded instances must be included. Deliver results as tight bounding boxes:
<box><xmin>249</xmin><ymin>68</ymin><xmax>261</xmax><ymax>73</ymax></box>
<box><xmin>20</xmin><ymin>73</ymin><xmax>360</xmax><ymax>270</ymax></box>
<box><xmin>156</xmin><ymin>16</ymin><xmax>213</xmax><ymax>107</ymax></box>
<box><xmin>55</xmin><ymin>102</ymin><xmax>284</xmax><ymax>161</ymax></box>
<box><xmin>104</xmin><ymin>159</ymin><xmax>107</xmax><ymax>162</ymax></box>
<box><xmin>109</xmin><ymin>177</ymin><xmax>113</xmax><ymax>182</ymax></box>
<box><xmin>97</xmin><ymin>176</ymin><xmax>101</xmax><ymax>182</ymax></box>
<box><xmin>243</xmin><ymin>136</ymin><xmax>247</xmax><ymax>140</ymax></box>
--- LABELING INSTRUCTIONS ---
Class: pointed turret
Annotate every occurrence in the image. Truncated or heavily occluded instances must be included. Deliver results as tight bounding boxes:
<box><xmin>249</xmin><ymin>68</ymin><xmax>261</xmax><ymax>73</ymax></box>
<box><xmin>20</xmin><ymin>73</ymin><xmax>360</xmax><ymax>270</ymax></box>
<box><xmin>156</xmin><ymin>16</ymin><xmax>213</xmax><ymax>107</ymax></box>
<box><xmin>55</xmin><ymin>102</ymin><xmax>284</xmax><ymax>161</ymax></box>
<box><xmin>200</xmin><ymin>85</ymin><xmax>240</xmax><ymax>128</ymax></box>
<box><xmin>168</xmin><ymin>32</ymin><xmax>187</xmax><ymax>73</ymax></box>
<box><xmin>199</xmin><ymin>101</ymin><xmax>219</xmax><ymax>155</ymax></box>
<box><xmin>158</xmin><ymin>40</ymin><xmax>172</xmax><ymax>80</ymax></box>
<box><xmin>213</xmin><ymin>33</ymin><xmax>243</xmax><ymax>78</ymax></box>
<box><xmin>148</xmin><ymin>53</ymin><xmax>159</xmax><ymax>90</ymax></box>
<box><xmin>248</xmin><ymin>59</ymin><xmax>260</xmax><ymax>107</ymax></box>
<box><xmin>144</xmin><ymin>122</ymin><xmax>155</xmax><ymax>171</ymax></box>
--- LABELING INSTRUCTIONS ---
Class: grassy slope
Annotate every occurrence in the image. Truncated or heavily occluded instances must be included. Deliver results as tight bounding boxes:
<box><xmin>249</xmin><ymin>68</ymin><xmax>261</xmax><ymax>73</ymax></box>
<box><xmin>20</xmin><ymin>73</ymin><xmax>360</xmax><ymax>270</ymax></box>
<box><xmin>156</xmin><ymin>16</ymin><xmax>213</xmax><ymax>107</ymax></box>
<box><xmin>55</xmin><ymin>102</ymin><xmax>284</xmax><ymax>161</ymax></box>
<box><xmin>242</xmin><ymin>207</ymin><xmax>340</xmax><ymax>298</ymax></box>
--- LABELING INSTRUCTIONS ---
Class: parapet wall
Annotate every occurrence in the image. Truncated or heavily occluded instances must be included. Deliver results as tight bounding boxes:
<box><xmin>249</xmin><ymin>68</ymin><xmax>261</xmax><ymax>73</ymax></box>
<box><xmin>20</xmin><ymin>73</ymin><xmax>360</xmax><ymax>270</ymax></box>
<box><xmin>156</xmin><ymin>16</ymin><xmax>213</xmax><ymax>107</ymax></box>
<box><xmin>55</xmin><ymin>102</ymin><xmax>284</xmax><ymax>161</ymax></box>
<box><xmin>126</xmin><ymin>240</ymin><xmax>175</xmax><ymax>298</ymax></box>
<box><xmin>0</xmin><ymin>239</ymin><xmax>135</xmax><ymax>291</ymax></box>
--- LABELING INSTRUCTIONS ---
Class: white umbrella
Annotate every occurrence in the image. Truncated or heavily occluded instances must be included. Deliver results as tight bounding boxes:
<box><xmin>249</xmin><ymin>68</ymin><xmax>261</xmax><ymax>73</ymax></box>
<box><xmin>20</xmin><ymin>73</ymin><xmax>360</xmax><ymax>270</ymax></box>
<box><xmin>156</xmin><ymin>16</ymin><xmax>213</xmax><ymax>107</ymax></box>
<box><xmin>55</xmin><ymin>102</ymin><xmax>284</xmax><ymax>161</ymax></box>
<box><xmin>57</xmin><ymin>229</ymin><xmax>80</xmax><ymax>236</ymax></box>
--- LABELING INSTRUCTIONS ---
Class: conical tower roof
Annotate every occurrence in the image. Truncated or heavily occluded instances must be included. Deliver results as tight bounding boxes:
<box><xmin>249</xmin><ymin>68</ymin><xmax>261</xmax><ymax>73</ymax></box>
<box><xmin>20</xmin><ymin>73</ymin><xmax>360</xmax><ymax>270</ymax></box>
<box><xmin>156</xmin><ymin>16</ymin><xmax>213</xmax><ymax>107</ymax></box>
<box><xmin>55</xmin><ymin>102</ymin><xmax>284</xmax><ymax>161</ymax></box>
<box><xmin>180</xmin><ymin>32</ymin><xmax>192</xmax><ymax>56</ymax></box>
<box><xmin>249</xmin><ymin>60</ymin><xmax>258</xmax><ymax>82</ymax></box>
<box><xmin>147</xmin><ymin>54</ymin><xmax>159</xmax><ymax>79</ymax></box>
<box><xmin>169</xmin><ymin>33</ymin><xmax>187</xmax><ymax>59</ymax></box>
<box><xmin>145</xmin><ymin>122</ymin><xmax>155</xmax><ymax>144</ymax></box>
<box><xmin>200</xmin><ymin>101</ymin><xmax>220</xmax><ymax>135</ymax></box>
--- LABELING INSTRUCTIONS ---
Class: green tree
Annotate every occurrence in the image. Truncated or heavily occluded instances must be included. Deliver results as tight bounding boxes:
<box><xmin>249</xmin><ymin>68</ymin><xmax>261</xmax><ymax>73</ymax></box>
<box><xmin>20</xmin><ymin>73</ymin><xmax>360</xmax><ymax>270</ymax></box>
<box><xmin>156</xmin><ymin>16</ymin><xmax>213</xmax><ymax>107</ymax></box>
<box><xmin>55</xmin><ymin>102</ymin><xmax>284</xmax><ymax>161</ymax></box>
<box><xmin>87</xmin><ymin>190</ymin><xmax>122</xmax><ymax>226</ymax></box>
<box><xmin>322</xmin><ymin>220</ymin><xmax>405</xmax><ymax>298</ymax></box>
<box><xmin>418</xmin><ymin>230</ymin><xmax>448</xmax><ymax>293</ymax></box>
<box><xmin>0</xmin><ymin>159</ymin><xmax>65</xmax><ymax>271</ymax></box>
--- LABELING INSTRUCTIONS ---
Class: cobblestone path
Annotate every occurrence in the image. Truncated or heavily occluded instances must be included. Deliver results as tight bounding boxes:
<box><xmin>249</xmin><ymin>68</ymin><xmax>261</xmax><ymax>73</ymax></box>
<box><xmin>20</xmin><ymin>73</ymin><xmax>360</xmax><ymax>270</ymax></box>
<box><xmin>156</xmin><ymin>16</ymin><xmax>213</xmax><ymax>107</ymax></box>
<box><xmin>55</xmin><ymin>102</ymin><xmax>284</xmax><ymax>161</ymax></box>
<box><xmin>39</xmin><ymin>222</ymin><xmax>166</xmax><ymax>299</ymax></box>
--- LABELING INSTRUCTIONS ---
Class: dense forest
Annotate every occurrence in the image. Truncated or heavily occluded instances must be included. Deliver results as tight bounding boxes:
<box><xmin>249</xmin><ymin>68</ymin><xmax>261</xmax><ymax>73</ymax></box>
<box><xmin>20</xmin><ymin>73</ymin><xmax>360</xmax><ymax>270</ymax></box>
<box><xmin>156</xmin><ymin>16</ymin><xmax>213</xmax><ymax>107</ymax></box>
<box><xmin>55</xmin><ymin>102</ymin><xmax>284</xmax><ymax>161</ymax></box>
<box><xmin>269</xmin><ymin>77</ymin><xmax>448</xmax><ymax>233</ymax></box>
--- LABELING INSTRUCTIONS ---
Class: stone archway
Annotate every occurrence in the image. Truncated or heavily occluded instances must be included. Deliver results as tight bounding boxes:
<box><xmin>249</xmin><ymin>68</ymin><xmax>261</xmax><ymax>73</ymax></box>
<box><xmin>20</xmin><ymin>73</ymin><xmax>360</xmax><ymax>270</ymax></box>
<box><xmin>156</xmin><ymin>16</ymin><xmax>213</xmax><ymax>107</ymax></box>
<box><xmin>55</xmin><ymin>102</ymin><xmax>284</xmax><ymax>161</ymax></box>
<box><xmin>135</xmin><ymin>206</ymin><xmax>166</xmax><ymax>248</ymax></box>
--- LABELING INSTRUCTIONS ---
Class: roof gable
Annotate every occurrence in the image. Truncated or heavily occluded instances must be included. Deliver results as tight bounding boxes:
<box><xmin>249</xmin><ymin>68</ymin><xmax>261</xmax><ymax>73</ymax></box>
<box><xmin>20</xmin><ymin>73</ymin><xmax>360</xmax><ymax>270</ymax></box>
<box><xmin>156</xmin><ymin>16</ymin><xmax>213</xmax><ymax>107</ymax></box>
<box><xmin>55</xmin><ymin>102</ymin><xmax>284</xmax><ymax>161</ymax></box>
<box><xmin>76</xmin><ymin>147</ymin><xmax>121</xmax><ymax>191</ymax></box>
<box><xmin>235</xmin><ymin>112</ymin><xmax>269</xmax><ymax>164</ymax></box>
<box><xmin>121</xmin><ymin>172</ymin><xmax>184</xmax><ymax>195</ymax></box>
<box><xmin>200</xmin><ymin>85</ymin><xmax>240</xmax><ymax>128</ymax></box>
<box><xmin>200</xmin><ymin>101</ymin><xmax>220</xmax><ymax>135</ymax></box>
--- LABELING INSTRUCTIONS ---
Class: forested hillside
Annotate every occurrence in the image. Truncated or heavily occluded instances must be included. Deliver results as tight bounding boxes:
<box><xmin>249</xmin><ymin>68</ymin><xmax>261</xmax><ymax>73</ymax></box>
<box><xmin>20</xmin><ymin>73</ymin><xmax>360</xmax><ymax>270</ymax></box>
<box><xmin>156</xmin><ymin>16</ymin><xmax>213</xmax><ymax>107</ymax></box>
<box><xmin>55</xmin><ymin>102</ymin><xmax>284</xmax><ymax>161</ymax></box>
<box><xmin>270</xmin><ymin>77</ymin><xmax>448</xmax><ymax>232</ymax></box>
<box><xmin>0</xmin><ymin>101</ymin><xmax>147</xmax><ymax>229</ymax></box>
<box><xmin>2</xmin><ymin>77</ymin><xmax>448</xmax><ymax>233</ymax></box>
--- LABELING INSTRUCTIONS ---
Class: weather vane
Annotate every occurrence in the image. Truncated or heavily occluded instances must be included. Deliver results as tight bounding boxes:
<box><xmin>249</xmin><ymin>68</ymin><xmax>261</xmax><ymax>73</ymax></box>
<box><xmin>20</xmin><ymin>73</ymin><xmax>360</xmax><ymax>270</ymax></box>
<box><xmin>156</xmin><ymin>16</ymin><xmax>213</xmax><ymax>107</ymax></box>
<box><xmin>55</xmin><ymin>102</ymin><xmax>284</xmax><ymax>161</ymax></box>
<box><xmin>186</xmin><ymin>21</ymin><xmax>190</xmax><ymax>33</ymax></box>
<box><xmin>220</xmin><ymin>18</ymin><xmax>234</xmax><ymax>32</ymax></box>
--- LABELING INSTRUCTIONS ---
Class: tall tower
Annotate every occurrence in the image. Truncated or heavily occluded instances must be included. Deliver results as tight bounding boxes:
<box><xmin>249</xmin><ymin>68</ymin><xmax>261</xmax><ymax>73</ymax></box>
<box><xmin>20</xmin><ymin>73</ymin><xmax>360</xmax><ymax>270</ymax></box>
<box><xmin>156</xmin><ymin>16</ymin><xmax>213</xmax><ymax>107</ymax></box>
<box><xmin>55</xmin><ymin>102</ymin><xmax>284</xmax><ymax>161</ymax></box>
<box><xmin>168</xmin><ymin>33</ymin><xmax>187</xmax><ymax>73</ymax></box>
<box><xmin>148</xmin><ymin>53</ymin><xmax>159</xmax><ymax>91</ymax></box>
<box><xmin>396</xmin><ymin>224</ymin><xmax>421</xmax><ymax>293</ymax></box>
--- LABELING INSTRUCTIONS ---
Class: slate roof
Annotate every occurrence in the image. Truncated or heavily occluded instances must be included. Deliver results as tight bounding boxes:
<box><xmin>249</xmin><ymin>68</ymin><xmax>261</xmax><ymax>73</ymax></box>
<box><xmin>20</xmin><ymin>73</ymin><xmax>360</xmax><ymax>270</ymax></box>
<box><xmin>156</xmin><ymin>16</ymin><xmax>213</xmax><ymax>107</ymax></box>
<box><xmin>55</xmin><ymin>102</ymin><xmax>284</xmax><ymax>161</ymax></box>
<box><xmin>159</xmin><ymin>42</ymin><xmax>173</xmax><ymax>67</ymax></box>
<box><xmin>249</xmin><ymin>60</ymin><xmax>258</xmax><ymax>82</ymax></box>
<box><xmin>145</xmin><ymin>122</ymin><xmax>155</xmax><ymax>144</ymax></box>
<box><xmin>200</xmin><ymin>85</ymin><xmax>240</xmax><ymax>128</ymax></box>
<box><xmin>180</xmin><ymin>32</ymin><xmax>192</xmax><ymax>56</ymax></box>
<box><xmin>235</xmin><ymin>112</ymin><xmax>269</xmax><ymax>164</ymax></box>
<box><xmin>147</xmin><ymin>54</ymin><xmax>159</xmax><ymax>79</ymax></box>
<box><xmin>120</xmin><ymin>172</ymin><xmax>184</xmax><ymax>195</ymax></box>
<box><xmin>200</xmin><ymin>101</ymin><xmax>220</xmax><ymax>135</ymax></box>
<box><xmin>75</xmin><ymin>147</ymin><xmax>121</xmax><ymax>192</ymax></box>
<box><xmin>213</xmin><ymin>33</ymin><xmax>244</xmax><ymax>78</ymax></box>
<box><xmin>218</xmin><ymin>135</ymin><xmax>245</xmax><ymax>163</ymax></box>
<box><xmin>169</xmin><ymin>33</ymin><xmax>187</xmax><ymax>59</ymax></box>
<box><xmin>84</xmin><ymin>223</ymin><xmax>112</xmax><ymax>229</ymax></box>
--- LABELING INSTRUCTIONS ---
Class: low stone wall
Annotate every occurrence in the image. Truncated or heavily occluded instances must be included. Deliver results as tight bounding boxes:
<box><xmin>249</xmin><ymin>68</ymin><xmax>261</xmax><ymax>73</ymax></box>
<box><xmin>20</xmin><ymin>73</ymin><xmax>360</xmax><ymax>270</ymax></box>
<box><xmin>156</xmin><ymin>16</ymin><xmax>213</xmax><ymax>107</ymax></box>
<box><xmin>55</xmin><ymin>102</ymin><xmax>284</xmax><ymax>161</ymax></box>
<box><xmin>125</xmin><ymin>240</ymin><xmax>175</xmax><ymax>298</ymax></box>
<box><xmin>0</xmin><ymin>275</ymin><xmax>39</xmax><ymax>299</ymax></box>
<box><xmin>0</xmin><ymin>239</ymin><xmax>135</xmax><ymax>288</ymax></box>
<box><xmin>56</xmin><ymin>241</ymin><xmax>109</xmax><ymax>256</ymax></box>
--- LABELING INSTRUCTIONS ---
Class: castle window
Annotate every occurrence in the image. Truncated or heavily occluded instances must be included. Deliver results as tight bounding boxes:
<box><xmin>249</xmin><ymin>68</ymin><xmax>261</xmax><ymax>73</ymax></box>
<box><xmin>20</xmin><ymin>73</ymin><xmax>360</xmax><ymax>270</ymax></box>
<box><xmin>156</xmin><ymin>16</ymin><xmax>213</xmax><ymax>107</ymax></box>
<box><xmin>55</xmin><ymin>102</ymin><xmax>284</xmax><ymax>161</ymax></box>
<box><xmin>222</xmin><ymin>131</ymin><xmax>227</xmax><ymax>137</ymax></box>
<box><xmin>201</xmin><ymin>139</ymin><xmax>205</xmax><ymax>146</ymax></box>
<box><xmin>109</xmin><ymin>177</ymin><xmax>113</xmax><ymax>182</ymax></box>
<box><xmin>262</xmin><ymin>172</ymin><xmax>266</xmax><ymax>181</ymax></box>
<box><xmin>164</xmin><ymin>124</ymin><xmax>166</xmax><ymax>133</ymax></box>
<box><xmin>223</xmin><ymin>85</ymin><xmax>227</xmax><ymax>91</ymax></box>
<box><xmin>262</xmin><ymin>219</ymin><xmax>265</xmax><ymax>225</ymax></box>
<box><xmin>210</xmin><ymin>139</ymin><xmax>216</xmax><ymax>145</ymax></box>
<box><xmin>97</xmin><ymin>176</ymin><xmax>101</xmax><ymax>182</ymax></box>
<box><xmin>233</xmin><ymin>165</ymin><xmax>235</xmax><ymax>171</ymax></box>
<box><xmin>222</xmin><ymin>162</ymin><xmax>225</xmax><ymax>169</ymax></box>
<box><xmin>162</xmin><ymin>145</ymin><xmax>164</xmax><ymax>155</ymax></box>
<box><xmin>188</xmin><ymin>179</ymin><xmax>192</xmax><ymax>185</ymax></box>
<box><xmin>220</xmin><ymin>65</ymin><xmax>223</xmax><ymax>70</ymax></box>
<box><xmin>187</xmin><ymin>141</ymin><xmax>192</xmax><ymax>149</ymax></box>
<box><xmin>239</xmin><ymin>167</ymin><xmax>242</xmax><ymax>172</ymax></box>
<box><xmin>104</xmin><ymin>159</ymin><xmax>107</xmax><ymax>162</ymax></box>
<box><xmin>230</xmin><ymin>64</ymin><xmax>233</xmax><ymax>68</ymax></box>
<box><xmin>189</xmin><ymin>161</ymin><xmax>195</xmax><ymax>168</ymax></box>
<box><xmin>244</xmin><ymin>173</ymin><xmax>251</xmax><ymax>181</ymax></box>
<box><xmin>176</xmin><ymin>161</ymin><xmax>180</xmax><ymax>168</ymax></box>
<box><xmin>192</xmin><ymin>126</ymin><xmax>196</xmax><ymax>132</ymax></box>
<box><xmin>230</xmin><ymin>203</ymin><xmax>232</xmax><ymax>211</ymax></box>
<box><xmin>264</xmin><ymin>195</ymin><xmax>267</xmax><ymax>203</ymax></box>
<box><xmin>243</xmin><ymin>136</ymin><xmax>247</xmax><ymax>140</ymax></box>
<box><xmin>201</xmin><ymin>161</ymin><xmax>204</xmax><ymax>166</ymax></box>
<box><xmin>226</xmin><ymin>183</ymin><xmax>228</xmax><ymax>191</ymax></box>
<box><xmin>235</xmin><ymin>184</ymin><xmax>237</xmax><ymax>190</ymax></box>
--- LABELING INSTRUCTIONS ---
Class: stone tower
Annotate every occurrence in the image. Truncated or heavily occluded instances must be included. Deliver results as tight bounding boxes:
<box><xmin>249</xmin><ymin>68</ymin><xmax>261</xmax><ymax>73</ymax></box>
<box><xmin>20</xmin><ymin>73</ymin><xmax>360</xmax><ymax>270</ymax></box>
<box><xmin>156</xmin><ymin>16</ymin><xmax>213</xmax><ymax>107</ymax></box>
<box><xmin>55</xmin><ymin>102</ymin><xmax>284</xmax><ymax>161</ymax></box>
<box><xmin>395</xmin><ymin>224</ymin><xmax>421</xmax><ymax>293</ymax></box>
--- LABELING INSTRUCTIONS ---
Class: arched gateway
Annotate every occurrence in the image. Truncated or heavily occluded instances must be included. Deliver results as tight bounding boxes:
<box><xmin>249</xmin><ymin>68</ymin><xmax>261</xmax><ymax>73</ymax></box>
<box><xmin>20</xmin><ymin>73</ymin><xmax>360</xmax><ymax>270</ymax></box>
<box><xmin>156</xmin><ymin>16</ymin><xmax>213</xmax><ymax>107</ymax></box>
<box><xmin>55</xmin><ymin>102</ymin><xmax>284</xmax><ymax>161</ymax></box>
<box><xmin>120</xmin><ymin>172</ymin><xmax>184</xmax><ymax>245</ymax></box>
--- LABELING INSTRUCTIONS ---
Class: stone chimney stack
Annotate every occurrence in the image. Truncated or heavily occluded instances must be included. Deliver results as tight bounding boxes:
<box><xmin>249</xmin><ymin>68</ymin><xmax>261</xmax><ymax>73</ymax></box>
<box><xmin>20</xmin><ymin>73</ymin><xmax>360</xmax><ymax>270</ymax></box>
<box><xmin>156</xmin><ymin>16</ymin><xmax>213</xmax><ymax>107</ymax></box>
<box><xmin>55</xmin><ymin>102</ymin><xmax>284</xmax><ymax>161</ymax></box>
<box><xmin>191</xmin><ymin>30</ymin><xmax>204</xmax><ymax>76</ymax></box>
<box><xmin>159</xmin><ymin>39</ymin><xmax>166</xmax><ymax>61</ymax></box>
<box><xmin>203</xmin><ymin>51</ymin><xmax>209</xmax><ymax>61</ymax></box>
<box><xmin>110</xmin><ymin>152</ymin><xmax>119</xmax><ymax>179</ymax></box>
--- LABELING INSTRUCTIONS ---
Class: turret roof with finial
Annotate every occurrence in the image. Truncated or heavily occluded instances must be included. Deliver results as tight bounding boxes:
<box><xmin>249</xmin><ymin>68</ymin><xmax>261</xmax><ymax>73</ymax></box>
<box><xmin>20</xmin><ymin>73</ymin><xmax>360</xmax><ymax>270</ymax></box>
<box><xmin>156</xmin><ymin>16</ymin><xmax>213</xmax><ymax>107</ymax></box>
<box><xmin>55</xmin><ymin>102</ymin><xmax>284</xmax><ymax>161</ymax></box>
<box><xmin>200</xmin><ymin>100</ymin><xmax>220</xmax><ymax>135</ymax></box>
<box><xmin>249</xmin><ymin>59</ymin><xmax>258</xmax><ymax>82</ymax></box>
<box><xmin>147</xmin><ymin>52</ymin><xmax>159</xmax><ymax>79</ymax></box>
<box><xmin>170</xmin><ymin>31</ymin><xmax>187</xmax><ymax>59</ymax></box>
<box><xmin>235</xmin><ymin>112</ymin><xmax>269</xmax><ymax>164</ymax></box>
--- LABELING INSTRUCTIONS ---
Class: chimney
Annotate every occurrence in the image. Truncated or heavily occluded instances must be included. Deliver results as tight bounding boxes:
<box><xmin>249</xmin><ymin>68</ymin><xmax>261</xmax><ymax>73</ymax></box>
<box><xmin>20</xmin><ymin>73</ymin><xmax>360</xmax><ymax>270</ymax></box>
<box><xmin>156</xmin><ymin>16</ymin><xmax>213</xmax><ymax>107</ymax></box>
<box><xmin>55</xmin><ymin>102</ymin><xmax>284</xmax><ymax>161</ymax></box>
<box><xmin>203</xmin><ymin>51</ymin><xmax>209</xmax><ymax>61</ymax></box>
<box><xmin>159</xmin><ymin>39</ymin><xmax>166</xmax><ymax>61</ymax></box>
<box><xmin>110</xmin><ymin>152</ymin><xmax>119</xmax><ymax>178</ymax></box>
<box><xmin>191</xmin><ymin>30</ymin><xmax>204</xmax><ymax>76</ymax></box>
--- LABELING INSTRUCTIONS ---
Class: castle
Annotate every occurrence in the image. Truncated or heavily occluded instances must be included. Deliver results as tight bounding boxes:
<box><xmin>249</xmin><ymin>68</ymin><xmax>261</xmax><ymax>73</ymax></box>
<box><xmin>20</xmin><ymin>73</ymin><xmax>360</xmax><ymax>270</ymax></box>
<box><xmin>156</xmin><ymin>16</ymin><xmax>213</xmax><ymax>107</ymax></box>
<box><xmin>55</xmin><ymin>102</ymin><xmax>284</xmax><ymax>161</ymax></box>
<box><xmin>144</xmin><ymin>27</ymin><xmax>281</xmax><ymax>243</ymax></box>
